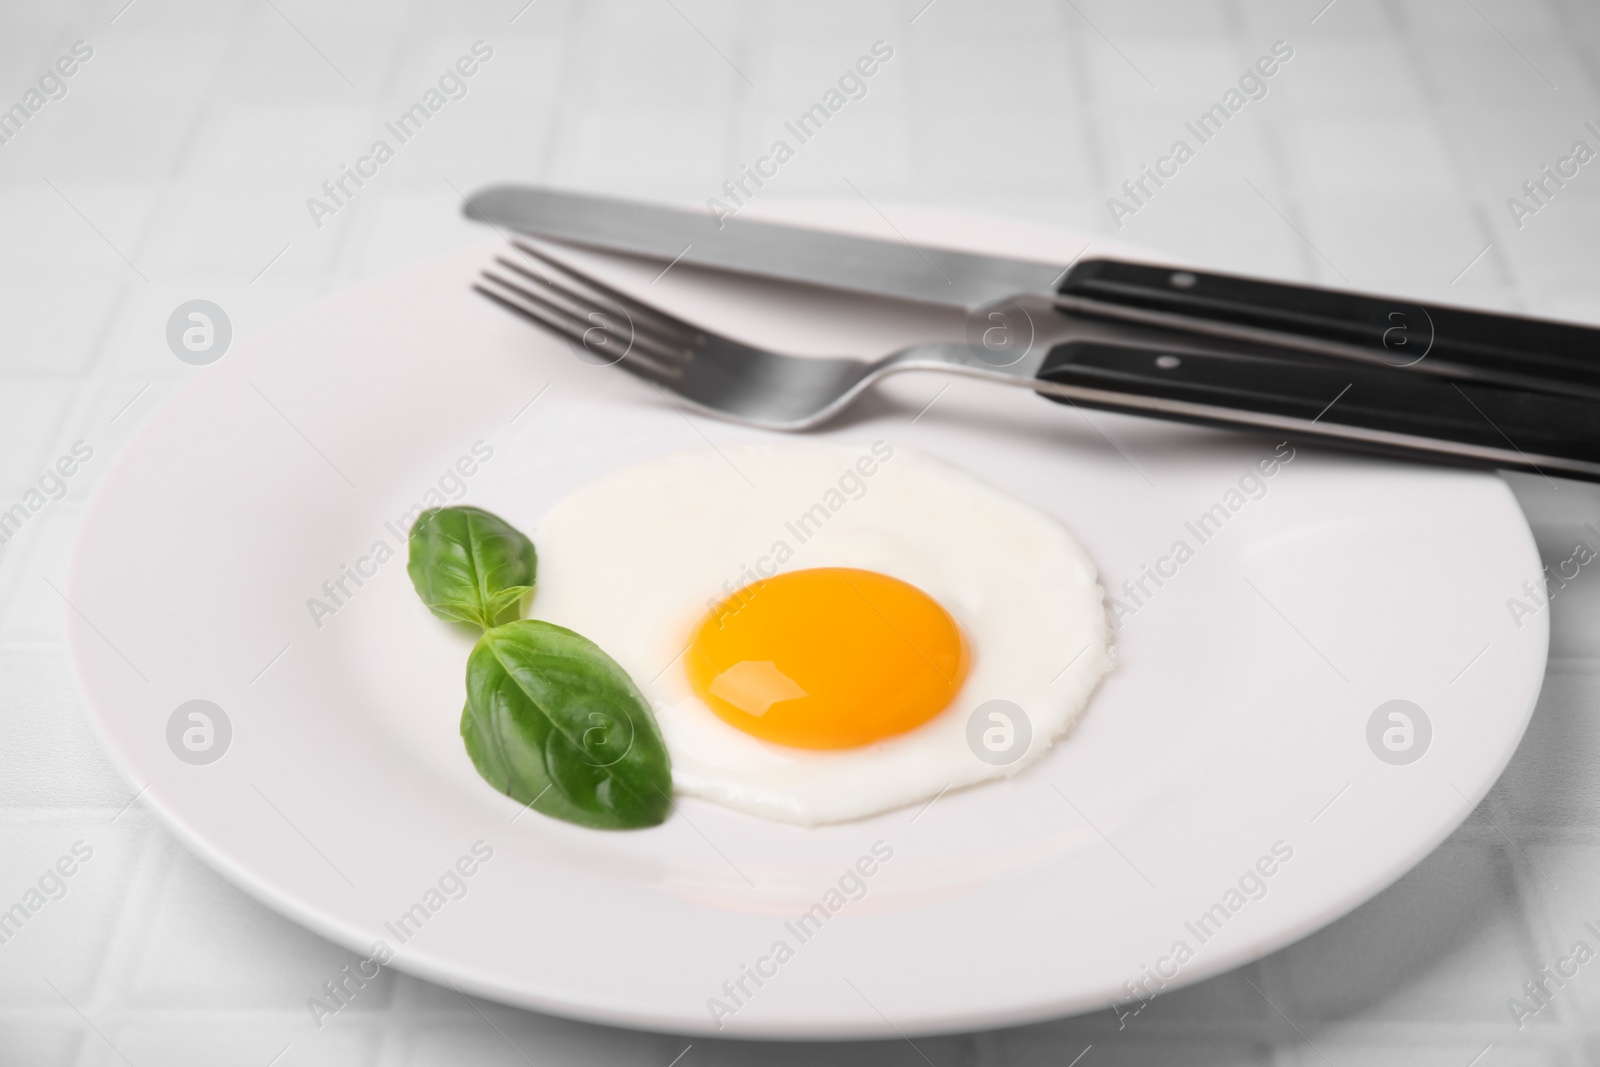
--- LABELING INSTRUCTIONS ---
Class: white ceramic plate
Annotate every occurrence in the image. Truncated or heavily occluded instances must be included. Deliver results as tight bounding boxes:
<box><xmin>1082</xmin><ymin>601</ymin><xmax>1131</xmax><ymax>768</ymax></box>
<box><xmin>68</xmin><ymin>205</ymin><xmax>1548</xmax><ymax>1039</ymax></box>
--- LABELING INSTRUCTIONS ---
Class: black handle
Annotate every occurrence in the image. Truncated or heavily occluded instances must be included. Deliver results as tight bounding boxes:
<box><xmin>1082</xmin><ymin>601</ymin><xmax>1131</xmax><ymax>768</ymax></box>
<box><xmin>1058</xmin><ymin>258</ymin><xmax>1600</xmax><ymax>398</ymax></box>
<box><xmin>1035</xmin><ymin>340</ymin><xmax>1600</xmax><ymax>483</ymax></box>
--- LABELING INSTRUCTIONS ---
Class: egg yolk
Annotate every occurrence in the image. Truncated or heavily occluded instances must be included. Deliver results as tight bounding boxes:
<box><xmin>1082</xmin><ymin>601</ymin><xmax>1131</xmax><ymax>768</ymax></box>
<box><xmin>685</xmin><ymin>567</ymin><xmax>969</xmax><ymax>750</ymax></box>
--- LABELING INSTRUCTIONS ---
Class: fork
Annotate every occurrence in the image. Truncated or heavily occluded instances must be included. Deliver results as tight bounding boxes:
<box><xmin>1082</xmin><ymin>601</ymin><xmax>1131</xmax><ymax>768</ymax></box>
<box><xmin>475</xmin><ymin>240</ymin><xmax>1600</xmax><ymax>483</ymax></box>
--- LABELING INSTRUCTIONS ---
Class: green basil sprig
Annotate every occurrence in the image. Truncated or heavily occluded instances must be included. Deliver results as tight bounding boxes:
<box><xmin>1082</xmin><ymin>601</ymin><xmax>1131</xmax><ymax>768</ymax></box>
<box><xmin>407</xmin><ymin>505</ymin><xmax>672</xmax><ymax>829</ymax></box>
<box><xmin>407</xmin><ymin>505</ymin><xmax>537</xmax><ymax>629</ymax></box>
<box><xmin>462</xmin><ymin>621</ymin><xmax>671</xmax><ymax>829</ymax></box>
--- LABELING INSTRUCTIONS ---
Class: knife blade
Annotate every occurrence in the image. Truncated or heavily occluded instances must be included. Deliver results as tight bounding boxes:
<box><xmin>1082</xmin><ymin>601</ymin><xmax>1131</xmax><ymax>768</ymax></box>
<box><xmin>463</xmin><ymin>184</ymin><xmax>1066</xmax><ymax>309</ymax></box>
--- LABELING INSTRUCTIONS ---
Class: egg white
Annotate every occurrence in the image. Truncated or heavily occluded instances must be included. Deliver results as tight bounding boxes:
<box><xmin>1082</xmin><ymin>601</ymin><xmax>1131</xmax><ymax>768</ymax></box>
<box><xmin>528</xmin><ymin>441</ymin><xmax>1113</xmax><ymax>826</ymax></box>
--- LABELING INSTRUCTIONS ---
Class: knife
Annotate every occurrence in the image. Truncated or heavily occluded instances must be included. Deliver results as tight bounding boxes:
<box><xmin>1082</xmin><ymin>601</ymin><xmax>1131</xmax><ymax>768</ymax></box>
<box><xmin>465</xmin><ymin>184</ymin><xmax>1600</xmax><ymax>404</ymax></box>
<box><xmin>466</xmin><ymin>184</ymin><xmax>1062</xmax><ymax>308</ymax></box>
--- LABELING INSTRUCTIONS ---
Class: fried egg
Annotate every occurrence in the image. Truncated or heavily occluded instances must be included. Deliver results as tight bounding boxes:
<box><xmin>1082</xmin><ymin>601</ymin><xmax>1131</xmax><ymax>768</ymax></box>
<box><xmin>529</xmin><ymin>441</ymin><xmax>1112</xmax><ymax>825</ymax></box>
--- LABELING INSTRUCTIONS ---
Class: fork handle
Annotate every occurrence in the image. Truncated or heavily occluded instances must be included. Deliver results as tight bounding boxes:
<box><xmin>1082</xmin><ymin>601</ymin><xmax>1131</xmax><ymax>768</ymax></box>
<box><xmin>1034</xmin><ymin>339</ymin><xmax>1600</xmax><ymax>483</ymax></box>
<box><xmin>1057</xmin><ymin>258</ymin><xmax>1600</xmax><ymax>398</ymax></box>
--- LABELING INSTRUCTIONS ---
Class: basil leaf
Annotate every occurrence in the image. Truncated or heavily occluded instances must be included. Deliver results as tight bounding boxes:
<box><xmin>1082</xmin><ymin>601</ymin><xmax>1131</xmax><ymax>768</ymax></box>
<box><xmin>407</xmin><ymin>506</ymin><xmax>537</xmax><ymax>630</ymax></box>
<box><xmin>461</xmin><ymin>620</ymin><xmax>672</xmax><ymax>829</ymax></box>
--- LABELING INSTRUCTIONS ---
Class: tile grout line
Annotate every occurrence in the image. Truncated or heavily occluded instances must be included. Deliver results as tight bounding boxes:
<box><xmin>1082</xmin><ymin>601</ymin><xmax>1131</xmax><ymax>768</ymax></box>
<box><xmin>68</xmin><ymin>813</ymin><xmax>171</xmax><ymax>1065</ymax></box>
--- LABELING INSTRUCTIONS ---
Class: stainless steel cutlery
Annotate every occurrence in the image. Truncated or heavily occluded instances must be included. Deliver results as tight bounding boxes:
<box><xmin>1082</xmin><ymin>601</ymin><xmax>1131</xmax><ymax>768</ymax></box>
<box><xmin>468</xmin><ymin>184</ymin><xmax>1600</xmax><ymax>483</ymax></box>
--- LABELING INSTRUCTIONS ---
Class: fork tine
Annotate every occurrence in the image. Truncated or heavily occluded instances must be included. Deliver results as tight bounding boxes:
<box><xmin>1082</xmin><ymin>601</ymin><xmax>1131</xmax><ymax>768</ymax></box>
<box><xmin>489</xmin><ymin>256</ymin><xmax>667</xmax><ymax>340</ymax></box>
<box><xmin>476</xmin><ymin>270</ymin><xmax>687</xmax><ymax>380</ymax></box>
<box><xmin>480</xmin><ymin>264</ymin><xmax>692</xmax><ymax>375</ymax></box>
<box><xmin>473</xmin><ymin>276</ymin><xmax>591</xmax><ymax>350</ymax></box>
<box><xmin>475</xmin><ymin>278</ymin><xmax>686</xmax><ymax>386</ymax></box>
<box><xmin>507</xmin><ymin>238</ymin><xmax>706</xmax><ymax>344</ymax></box>
<box><xmin>496</xmin><ymin>254</ymin><xmax>694</xmax><ymax>358</ymax></box>
<box><xmin>483</xmin><ymin>260</ymin><xmax>627</xmax><ymax>343</ymax></box>
<box><xmin>487</xmin><ymin>254</ymin><xmax>700</xmax><ymax>358</ymax></box>
<box><xmin>490</xmin><ymin>257</ymin><xmax>694</xmax><ymax>363</ymax></box>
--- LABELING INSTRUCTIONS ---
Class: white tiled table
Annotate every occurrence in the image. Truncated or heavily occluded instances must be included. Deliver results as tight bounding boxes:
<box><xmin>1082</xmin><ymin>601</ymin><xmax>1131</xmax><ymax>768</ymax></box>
<box><xmin>4</xmin><ymin>1</ymin><xmax>1600</xmax><ymax>1063</ymax></box>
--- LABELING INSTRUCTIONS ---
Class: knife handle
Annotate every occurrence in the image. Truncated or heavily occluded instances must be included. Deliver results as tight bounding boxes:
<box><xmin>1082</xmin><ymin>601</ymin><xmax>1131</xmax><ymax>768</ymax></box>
<box><xmin>1034</xmin><ymin>339</ymin><xmax>1600</xmax><ymax>483</ymax></box>
<box><xmin>1057</xmin><ymin>258</ymin><xmax>1600</xmax><ymax>395</ymax></box>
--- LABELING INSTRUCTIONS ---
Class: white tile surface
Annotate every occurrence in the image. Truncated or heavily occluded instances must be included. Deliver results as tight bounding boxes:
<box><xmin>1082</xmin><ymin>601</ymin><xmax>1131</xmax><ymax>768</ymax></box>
<box><xmin>3</xmin><ymin>1</ymin><xmax>1600</xmax><ymax>1064</ymax></box>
